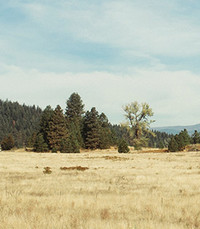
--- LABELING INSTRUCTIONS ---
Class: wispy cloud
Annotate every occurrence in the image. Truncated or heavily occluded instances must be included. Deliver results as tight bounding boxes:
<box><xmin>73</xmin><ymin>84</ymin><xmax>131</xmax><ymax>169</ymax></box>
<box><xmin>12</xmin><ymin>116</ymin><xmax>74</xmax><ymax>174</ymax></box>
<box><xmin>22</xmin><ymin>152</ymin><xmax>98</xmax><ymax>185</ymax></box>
<box><xmin>0</xmin><ymin>0</ymin><xmax>200</xmax><ymax>126</ymax></box>
<box><xmin>1</xmin><ymin>63</ymin><xmax>200</xmax><ymax>126</ymax></box>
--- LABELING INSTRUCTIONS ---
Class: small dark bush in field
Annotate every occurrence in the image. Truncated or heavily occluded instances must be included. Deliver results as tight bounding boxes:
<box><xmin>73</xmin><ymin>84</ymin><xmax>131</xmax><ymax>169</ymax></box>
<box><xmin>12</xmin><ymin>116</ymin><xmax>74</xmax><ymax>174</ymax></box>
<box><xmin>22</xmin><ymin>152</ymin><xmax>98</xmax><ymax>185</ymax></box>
<box><xmin>118</xmin><ymin>139</ymin><xmax>130</xmax><ymax>153</ymax></box>
<box><xmin>43</xmin><ymin>167</ymin><xmax>52</xmax><ymax>174</ymax></box>
<box><xmin>60</xmin><ymin>166</ymin><xmax>89</xmax><ymax>171</ymax></box>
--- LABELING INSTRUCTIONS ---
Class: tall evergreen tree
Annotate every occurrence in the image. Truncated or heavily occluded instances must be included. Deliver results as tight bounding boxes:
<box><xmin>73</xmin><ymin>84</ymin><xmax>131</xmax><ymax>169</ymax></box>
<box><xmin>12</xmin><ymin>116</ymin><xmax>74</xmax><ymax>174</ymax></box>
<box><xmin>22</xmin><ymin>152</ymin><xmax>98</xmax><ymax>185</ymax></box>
<box><xmin>60</xmin><ymin>123</ymin><xmax>80</xmax><ymax>153</ymax></box>
<box><xmin>175</xmin><ymin>134</ymin><xmax>185</xmax><ymax>151</ymax></box>
<box><xmin>168</xmin><ymin>137</ymin><xmax>178</xmax><ymax>152</ymax></box>
<box><xmin>98</xmin><ymin>113</ymin><xmax>112</xmax><ymax>149</ymax></box>
<box><xmin>168</xmin><ymin>129</ymin><xmax>191</xmax><ymax>152</ymax></box>
<box><xmin>83</xmin><ymin>107</ymin><xmax>100</xmax><ymax>149</ymax></box>
<box><xmin>34</xmin><ymin>133</ymin><xmax>49</xmax><ymax>152</ymax></box>
<box><xmin>39</xmin><ymin>105</ymin><xmax>54</xmax><ymax>148</ymax></box>
<box><xmin>180</xmin><ymin>129</ymin><xmax>191</xmax><ymax>145</ymax></box>
<box><xmin>47</xmin><ymin>105</ymin><xmax>68</xmax><ymax>152</ymax></box>
<box><xmin>192</xmin><ymin>130</ymin><xmax>200</xmax><ymax>144</ymax></box>
<box><xmin>65</xmin><ymin>93</ymin><xmax>85</xmax><ymax>148</ymax></box>
<box><xmin>65</xmin><ymin>93</ymin><xmax>84</xmax><ymax>122</ymax></box>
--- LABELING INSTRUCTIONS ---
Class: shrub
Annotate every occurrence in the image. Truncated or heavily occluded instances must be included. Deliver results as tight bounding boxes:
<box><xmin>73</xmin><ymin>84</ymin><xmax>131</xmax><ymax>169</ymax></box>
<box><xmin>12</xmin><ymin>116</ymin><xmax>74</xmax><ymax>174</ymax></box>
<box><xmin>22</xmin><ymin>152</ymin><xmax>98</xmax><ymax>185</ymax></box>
<box><xmin>118</xmin><ymin>139</ymin><xmax>130</xmax><ymax>153</ymax></box>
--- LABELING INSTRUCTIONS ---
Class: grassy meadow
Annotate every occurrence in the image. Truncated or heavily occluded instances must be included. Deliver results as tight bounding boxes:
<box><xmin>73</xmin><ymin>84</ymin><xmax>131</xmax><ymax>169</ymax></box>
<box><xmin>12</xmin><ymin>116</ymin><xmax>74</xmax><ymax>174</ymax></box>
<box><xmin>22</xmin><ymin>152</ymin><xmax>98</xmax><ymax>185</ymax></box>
<box><xmin>0</xmin><ymin>148</ymin><xmax>200</xmax><ymax>229</ymax></box>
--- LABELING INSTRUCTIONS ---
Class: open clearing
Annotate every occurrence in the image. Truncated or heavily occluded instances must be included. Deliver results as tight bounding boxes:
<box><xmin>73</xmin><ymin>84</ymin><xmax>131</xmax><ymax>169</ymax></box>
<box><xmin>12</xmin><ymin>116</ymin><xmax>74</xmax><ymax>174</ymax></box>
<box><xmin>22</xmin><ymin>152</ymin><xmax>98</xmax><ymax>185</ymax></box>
<box><xmin>0</xmin><ymin>149</ymin><xmax>200</xmax><ymax>229</ymax></box>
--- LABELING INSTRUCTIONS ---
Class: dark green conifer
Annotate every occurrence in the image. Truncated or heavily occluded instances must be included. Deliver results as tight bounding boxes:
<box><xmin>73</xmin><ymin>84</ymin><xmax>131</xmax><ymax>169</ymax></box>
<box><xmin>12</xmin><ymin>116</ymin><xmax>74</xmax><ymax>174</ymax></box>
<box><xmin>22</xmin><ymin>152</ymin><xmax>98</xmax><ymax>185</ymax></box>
<box><xmin>118</xmin><ymin>139</ymin><xmax>130</xmax><ymax>153</ymax></box>
<box><xmin>65</xmin><ymin>93</ymin><xmax>84</xmax><ymax>122</ymax></box>
<box><xmin>65</xmin><ymin>93</ymin><xmax>85</xmax><ymax>148</ymax></box>
<box><xmin>98</xmin><ymin>113</ymin><xmax>112</xmax><ymax>149</ymax></box>
<box><xmin>39</xmin><ymin>105</ymin><xmax>54</xmax><ymax>148</ymax></box>
<box><xmin>34</xmin><ymin>133</ymin><xmax>49</xmax><ymax>152</ymax></box>
<box><xmin>180</xmin><ymin>129</ymin><xmax>191</xmax><ymax>145</ymax></box>
<box><xmin>168</xmin><ymin>137</ymin><xmax>178</xmax><ymax>152</ymax></box>
<box><xmin>47</xmin><ymin>105</ymin><xmax>68</xmax><ymax>152</ymax></box>
<box><xmin>83</xmin><ymin>107</ymin><xmax>100</xmax><ymax>149</ymax></box>
<box><xmin>60</xmin><ymin>123</ymin><xmax>80</xmax><ymax>153</ymax></box>
<box><xmin>192</xmin><ymin>130</ymin><xmax>200</xmax><ymax>144</ymax></box>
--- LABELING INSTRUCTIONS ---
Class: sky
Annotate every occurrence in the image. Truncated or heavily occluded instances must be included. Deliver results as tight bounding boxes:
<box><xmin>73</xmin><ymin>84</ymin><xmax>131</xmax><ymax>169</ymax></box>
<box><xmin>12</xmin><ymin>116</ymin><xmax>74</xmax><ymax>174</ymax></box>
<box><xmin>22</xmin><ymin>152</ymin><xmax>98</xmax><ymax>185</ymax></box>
<box><xmin>1</xmin><ymin>0</ymin><xmax>200</xmax><ymax>127</ymax></box>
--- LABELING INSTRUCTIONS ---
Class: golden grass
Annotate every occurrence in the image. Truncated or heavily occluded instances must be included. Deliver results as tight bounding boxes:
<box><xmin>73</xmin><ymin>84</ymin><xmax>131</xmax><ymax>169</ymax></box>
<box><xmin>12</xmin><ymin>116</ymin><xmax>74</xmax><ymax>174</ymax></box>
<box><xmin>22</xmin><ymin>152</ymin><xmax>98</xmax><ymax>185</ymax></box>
<box><xmin>0</xmin><ymin>149</ymin><xmax>200</xmax><ymax>228</ymax></box>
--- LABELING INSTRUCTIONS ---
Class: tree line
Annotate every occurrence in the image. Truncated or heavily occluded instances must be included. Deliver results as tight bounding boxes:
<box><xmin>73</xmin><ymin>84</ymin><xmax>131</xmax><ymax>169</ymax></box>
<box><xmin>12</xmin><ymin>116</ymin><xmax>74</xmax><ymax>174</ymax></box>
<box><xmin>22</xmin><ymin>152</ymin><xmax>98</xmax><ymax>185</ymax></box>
<box><xmin>0</xmin><ymin>94</ymin><xmax>176</xmax><ymax>152</ymax></box>
<box><xmin>0</xmin><ymin>99</ymin><xmax>42</xmax><ymax>149</ymax></box>
<box><xmin>27</xmin><ymin>93</ymin><xmax>116</xmax><ymax>153</ymax></box>
<box><xmin>168</xmin><ymin>129</ymin><xmax>200</xmax><ymax>152</ymax></box>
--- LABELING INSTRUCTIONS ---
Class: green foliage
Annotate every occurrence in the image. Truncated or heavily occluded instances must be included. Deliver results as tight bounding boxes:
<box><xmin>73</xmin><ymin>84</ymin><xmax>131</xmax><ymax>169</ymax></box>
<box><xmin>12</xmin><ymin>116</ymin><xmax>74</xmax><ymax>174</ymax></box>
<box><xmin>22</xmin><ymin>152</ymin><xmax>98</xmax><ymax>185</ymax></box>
<box><xmin>1</xmin><ymin>135</ymin><xmax>15</xmax><ymax>150</ymax></box>
<box><xmin>180</xmin><ymin>129</ymin><xmax>191</xmax><ymax>145</ymax></box>
<box><xmin>98</xmin><ymin>113</ymin><xmax>112</xmax><ymax>149</ymax></box>
<box><xmin>39</xmin><ymin>105</ymin><xmax>54</xmax><ymax>148</ymax></box>
<box><xmin>109</xmin><ymin>124</ymin><xmax>131</xmax><ymax>146</ymax></box>
<box><xmin>0</xmin><ymin>99</ymin><xmax>42</xmax><ymax>147</ymax></box>
<box><xmin>191</xmin><ymin>130</ymin><xmax>200</xmax><ymax>144</ymax></box>
<box><xmin>65</xmin><ymin>93</ymin><xmax>85</xmax><ymax>149</ymax></box>
<box><xmin>65</xmin><ymin>92</ymin><xmax>84</xmax><ymax>122</ymax></box>
<box><xmin>34</xmin><ymin>133</ymin><xmax>49</xmax><ymax>152</ymax></box>
<box><xmin>47</xmin><ymin>105</ymin><xmax>68</xmax><ymax>151</ymax></box>
<box><xmin>26</xmin><ymin>132</ymin><xmax>37</xmax><ymax>148</ymax></box>
<box><xmin>168</xmin><ymin>129</ymin><xmax>190</xmax><ymax>152</ymax></box>
<box><xmin>60</xmin><ymin>123</ymin><xmax>80</xmax><ymax>153</ymax></box>
<box><xmin>148</xmin><ymin>130</ymin><xmax>173</xmax><ymax>148</ymax></box>
<box><xmin>83</xmin><ymin>107</ymin><xmax>100</xmax><ymax>149</ymax></box>
<box><xmin>168</xmin><ymin>137</ymin><xmax>178</xmax><ymax>152</ymax></box>
<box><xmin>123</xmin><ymin>101</ymin><xmax>155</xmax><ymax>148</ymax></box>
<box><xmin>118</xmin><ymin>139</ymin><xmax>130</xmax><ymax>153</ymax></box>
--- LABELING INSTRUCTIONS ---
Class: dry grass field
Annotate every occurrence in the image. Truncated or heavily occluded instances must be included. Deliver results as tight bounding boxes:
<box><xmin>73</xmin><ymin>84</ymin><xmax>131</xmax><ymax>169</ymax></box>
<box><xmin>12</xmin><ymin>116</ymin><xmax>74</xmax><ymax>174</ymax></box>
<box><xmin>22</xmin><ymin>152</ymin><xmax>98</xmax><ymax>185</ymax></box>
<box><xmin>0</xmin><ymin>149</ymin><xmax>200</xmax><ymax>229</ymax></box>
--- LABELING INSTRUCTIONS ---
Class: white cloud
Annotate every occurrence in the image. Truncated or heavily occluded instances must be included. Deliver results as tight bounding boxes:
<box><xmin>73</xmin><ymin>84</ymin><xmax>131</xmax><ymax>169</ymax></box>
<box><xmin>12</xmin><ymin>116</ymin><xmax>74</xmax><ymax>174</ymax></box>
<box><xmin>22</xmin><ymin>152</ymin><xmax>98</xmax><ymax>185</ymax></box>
<box><xmin>1</xmin><ymin>63</ymin><xmax>200</xmax><ymax>126</ymax></box>
<box><xmin>19</xmin><ymin>0</ymin><xmax>200</xmax><ymax>57</ymax></box>
<box><xmin>1</xmin><ymin>0</ymin><xmax>200</xmax><ymax>127</ymax></box>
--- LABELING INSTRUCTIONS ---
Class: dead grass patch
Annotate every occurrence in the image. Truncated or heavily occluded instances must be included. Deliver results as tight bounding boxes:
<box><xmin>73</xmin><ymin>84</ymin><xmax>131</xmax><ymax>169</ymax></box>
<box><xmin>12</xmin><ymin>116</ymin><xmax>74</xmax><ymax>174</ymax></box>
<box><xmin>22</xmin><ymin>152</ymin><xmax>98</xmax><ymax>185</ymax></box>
<box><xmin>60</xmin><ymin>166</ymin><xmax>89</xmax><ymax>171</ymax></box>
<box><xmin>102</xmin><ymin>156</ymin><xmax>129</xmax><ymax>161</ymax></box>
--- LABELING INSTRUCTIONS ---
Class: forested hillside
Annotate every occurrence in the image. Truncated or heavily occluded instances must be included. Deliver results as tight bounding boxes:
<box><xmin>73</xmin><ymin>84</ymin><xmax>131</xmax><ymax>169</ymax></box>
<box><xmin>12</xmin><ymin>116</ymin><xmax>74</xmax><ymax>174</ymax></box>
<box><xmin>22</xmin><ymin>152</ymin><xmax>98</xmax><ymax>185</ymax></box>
<box><xmin>0</xmin><ymin>100</ymin><xmax>42</xmax><ymax>147</ymax></box>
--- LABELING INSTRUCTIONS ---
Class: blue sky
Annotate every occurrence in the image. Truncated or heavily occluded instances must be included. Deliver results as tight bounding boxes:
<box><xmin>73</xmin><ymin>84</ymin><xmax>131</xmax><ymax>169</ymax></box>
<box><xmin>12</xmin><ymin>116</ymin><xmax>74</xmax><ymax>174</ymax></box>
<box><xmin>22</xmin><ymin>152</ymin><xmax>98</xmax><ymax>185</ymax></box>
<box><xmin>1</xmin><ymin>0</ymin><xmax>200</xmax><ymax>126</ymax></box>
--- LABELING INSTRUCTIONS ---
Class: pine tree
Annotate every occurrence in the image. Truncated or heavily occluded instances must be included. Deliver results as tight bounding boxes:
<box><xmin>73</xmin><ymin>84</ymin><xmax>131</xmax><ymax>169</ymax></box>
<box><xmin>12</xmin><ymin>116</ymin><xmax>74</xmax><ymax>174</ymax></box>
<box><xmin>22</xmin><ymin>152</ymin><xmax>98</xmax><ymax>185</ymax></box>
<box><xmin>180</xmin><ymin>129</ymin><xmax>191</xmax><ymax>145</ymax></box>
<box><xmin>168</xmin><ymin>137</ymin><xmax>178</xmax><ymax>152</ymax></box>
<box><xmin>192</xmin><ymin>130</ymin><xmax>200</xmax><ymax>144</ymax></box>
<box><xmin>98</xmin><ymin>113</ymin><xmax>112</xmax><ymax>149</ymax></box>
<box><xmin>118</xmin><ymin>139</ymin><xmax>130</xmax><ymax>153</ymax></box>
<box><xmin>175</xmin><ymin>134</ymin><xmax>185</xmax><ymax>151</ymax></box>
<box><xmin>39</xmin><ymin>105</ymin><xmax>54</xmax><ymax>148</ymax></box>
<box><xmin>65</xmin><ymin>93</ymin><xmax>84</xmax><ymax>122</ymax></box>
<box><xmin>65</xmin><ymin>93</ymin><xmax>85</xmax><ymax>148</ymax></box>
<box><xmin>47</xmin><ymin>105</ymin><xmax>68</xmax><ymax>152</ymax></box>
<box><xmin>34</xmin><ymin>133</ymin><xmax>49</xmax><ymax>152</ymax></box>
<box><xmin>60</xmin><ymin>123</ymin><xmax>80</xmax><ymax>153</ymax></box>
<box><xmin>83</xmin><ymin>107</ymin><xmax>100</xmax><ymax>149</ymax></box>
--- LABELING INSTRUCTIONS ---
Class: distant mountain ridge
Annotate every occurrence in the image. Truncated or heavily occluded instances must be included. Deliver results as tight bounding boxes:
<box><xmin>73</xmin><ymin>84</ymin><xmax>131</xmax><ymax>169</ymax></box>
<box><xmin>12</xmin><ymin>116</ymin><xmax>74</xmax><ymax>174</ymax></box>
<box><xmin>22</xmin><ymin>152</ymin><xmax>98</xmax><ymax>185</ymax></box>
<box><xmin>152</xmin><ymin>124</ymin><xmax>200</xmax><ymax>135</ymax></box>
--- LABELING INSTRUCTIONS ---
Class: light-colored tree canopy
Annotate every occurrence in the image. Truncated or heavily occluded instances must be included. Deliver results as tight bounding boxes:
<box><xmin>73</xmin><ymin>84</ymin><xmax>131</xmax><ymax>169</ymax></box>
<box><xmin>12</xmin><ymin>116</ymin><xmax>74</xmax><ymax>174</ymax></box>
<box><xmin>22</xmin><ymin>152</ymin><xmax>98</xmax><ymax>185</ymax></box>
<box><xmin>123</xmin><ymin>101</ymin><xmax>155</xmax><ymax>148</ymax></box>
